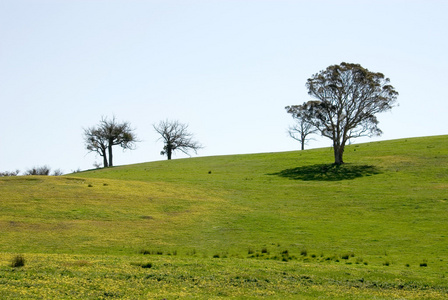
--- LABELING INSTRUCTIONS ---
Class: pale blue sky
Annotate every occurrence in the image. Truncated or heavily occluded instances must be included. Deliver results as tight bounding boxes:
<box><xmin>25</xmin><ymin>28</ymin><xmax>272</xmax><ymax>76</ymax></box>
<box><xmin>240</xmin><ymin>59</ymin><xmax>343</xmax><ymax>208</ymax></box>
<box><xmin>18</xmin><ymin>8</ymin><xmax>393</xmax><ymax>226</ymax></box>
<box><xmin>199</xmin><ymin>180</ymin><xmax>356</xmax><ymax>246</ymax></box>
<box><xmin>1</xmin><ymin>0</ymin><xmax>447</xmax><ymax>173</ymax></box>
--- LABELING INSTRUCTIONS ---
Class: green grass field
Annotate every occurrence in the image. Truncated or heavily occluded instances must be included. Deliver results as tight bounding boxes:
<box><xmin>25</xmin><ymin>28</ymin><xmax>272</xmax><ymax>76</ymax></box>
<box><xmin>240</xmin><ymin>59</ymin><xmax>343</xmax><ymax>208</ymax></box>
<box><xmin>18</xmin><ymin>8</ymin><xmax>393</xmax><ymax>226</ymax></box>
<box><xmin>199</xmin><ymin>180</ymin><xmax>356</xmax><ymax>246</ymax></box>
<box><xmin>1</xmin><ymin>135</ymin><xmax>447</xmax><ymax>298</ymax></box>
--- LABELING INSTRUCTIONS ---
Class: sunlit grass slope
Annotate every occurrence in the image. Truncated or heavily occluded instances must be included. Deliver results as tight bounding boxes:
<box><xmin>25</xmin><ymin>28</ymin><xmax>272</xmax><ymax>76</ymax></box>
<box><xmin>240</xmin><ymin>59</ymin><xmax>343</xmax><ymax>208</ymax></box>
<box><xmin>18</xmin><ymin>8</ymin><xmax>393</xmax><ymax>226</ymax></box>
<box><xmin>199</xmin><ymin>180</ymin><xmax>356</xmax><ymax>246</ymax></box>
<box><xmin>0</xmin><ymin>176</ymin><xmax>226</xmax><ymax>254</ymax></box>
<box><xmin>1</xmin><ymin>135</ymin><xmax>447</xmax><ymax>261</ymax></box>
<box><xmin>1</xmin><ymin>135</ymin><xmax>447</xmax><ymax>299</ymax></box>
<box><xmin>69</xmin><ymin>135</ymin><xmax>448</xmax><ymax>264</ymax></box>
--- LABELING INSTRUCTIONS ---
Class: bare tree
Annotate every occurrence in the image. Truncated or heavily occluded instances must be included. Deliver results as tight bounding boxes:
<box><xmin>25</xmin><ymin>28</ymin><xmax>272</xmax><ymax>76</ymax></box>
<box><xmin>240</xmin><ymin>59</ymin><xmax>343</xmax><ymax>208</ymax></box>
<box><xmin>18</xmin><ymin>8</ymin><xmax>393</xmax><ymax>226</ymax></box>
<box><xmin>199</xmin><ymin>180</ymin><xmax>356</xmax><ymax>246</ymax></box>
<box><xmin>286</xmin><ymin>62</ymin><xmax>398</xmax><ymax>165</ymax></box>
<box><xmin>153</xmin><ymin>120</ymin><xmax>202</xmax><ymax>160</ymax></box>
<box><xmin>100</xmin><ymin>116</ymin><xmax>138</xmax><ymax>167</ymax></box>
<box><xmin>84</xmin><ymin>126</ymin><xmax>109</xmax><ymax>167</ymax></box>
<box><xmin>84</xmin><ymin>116</ymin><xmax>138</xmax><ymax>167</ymax></box>
<box><xmin>84</xmin><ymin>127</ymin><xmax>109</xmax><ymax>168</ymax></box>
<box><xmin>286</xmin><ymin>107</ymin><xmax>318</xmax><ymax>150</ymax></box>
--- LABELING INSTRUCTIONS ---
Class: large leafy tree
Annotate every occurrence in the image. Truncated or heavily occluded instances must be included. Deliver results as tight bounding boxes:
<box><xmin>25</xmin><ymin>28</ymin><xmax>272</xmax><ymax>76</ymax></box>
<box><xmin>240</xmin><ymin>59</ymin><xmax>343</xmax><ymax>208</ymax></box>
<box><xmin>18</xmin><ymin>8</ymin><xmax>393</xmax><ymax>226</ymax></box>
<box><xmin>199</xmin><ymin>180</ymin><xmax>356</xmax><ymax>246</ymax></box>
<box><xmin>153</xmin><ymin>120</ymin><xmax>202</xmax><ymax>160</ymax></box>
<box><xmin>286</xmin><ymin>62</ymin><xmax>398</xmax><ymax>165</ymax></box>
<box><xmin>84</xmin><ymin>116</ymin><xmax>138</xmax><ymax>167</ymax></box>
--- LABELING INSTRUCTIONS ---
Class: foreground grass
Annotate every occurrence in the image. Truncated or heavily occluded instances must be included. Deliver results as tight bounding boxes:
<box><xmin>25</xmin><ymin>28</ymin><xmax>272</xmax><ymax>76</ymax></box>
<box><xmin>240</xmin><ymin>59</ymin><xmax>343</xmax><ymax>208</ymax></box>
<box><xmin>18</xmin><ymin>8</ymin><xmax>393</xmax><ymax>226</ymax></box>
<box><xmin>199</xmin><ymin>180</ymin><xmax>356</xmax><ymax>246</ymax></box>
<box><xmin>1</xmin><ymin>135</ymin><xmax>447</xmax><ymax>298</ymax></box>
<box><xmin>1</xmin><ymin>253</ymin><xmax>447</xmax><ymax>299</ymax></box>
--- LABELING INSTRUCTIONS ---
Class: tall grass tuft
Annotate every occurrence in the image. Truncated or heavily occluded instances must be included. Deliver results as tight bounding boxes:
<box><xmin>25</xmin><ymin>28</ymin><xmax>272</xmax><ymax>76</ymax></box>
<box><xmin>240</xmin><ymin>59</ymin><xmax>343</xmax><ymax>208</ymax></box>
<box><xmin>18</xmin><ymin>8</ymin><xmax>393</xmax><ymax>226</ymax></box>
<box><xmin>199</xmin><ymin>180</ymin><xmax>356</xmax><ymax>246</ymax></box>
<box><xmin>11</xmin><ymin>255</ymin><xmax>25</xmax><ymax>268</ymax></box>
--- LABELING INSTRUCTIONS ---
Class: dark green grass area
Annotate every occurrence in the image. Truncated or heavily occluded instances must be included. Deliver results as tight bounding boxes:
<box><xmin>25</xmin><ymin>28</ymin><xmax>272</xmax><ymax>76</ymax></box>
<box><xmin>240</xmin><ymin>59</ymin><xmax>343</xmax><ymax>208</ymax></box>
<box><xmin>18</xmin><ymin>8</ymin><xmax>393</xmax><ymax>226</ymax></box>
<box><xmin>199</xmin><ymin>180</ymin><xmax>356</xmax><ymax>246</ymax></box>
<box><xmin>269</xmin><ymin>163</ymin><xmax>381</xmax><ymax>181</ymax></box>
<box><xmin>1</xmin><ymin>135</ymin><xmax>448</xmax><ymax>298</ymax></box>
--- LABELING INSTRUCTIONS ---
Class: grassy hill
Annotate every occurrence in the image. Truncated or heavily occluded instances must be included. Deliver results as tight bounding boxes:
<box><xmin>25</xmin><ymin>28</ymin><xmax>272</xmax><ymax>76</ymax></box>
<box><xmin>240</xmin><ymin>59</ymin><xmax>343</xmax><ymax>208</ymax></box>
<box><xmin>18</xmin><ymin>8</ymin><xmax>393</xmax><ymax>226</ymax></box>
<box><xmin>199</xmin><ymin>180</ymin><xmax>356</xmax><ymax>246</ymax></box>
<box><xmin>1</xmin><ymin>135</ymin><xmax>447</xmax><ymax>299</ymax></box>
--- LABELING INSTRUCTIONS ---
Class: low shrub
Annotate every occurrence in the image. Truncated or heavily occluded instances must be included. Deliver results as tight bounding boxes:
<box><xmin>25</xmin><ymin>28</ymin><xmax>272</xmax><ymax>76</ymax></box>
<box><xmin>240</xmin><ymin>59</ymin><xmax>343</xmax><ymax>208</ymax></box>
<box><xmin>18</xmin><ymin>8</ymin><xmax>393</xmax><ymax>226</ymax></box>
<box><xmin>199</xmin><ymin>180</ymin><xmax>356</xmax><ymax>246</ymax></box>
<box><xmin>25</xmin><ymin>166</ymin><xmax>51</xmax><ymax>176</ymax></box>
<box><xmin>139</xmin><ymin>249</ymin><xmax>163</xmax><ymax>255</ymax></box>
<box><xmin>187</xmin><ymin>249</ymin><xmax>197</xmax><ymax>256</ymax></box>
<box><xmin>52</xmin><ymin>169</ymin><xmax>64</xmax><ymax>176</ymax></box>
<box><xmin>0</xmin><ymin>170</ymin><xmax>20</xmax><ymax>176</ymax></box>
<box><xmin>324</xmin><ymin>255</ymin><xmax>338</xmax><ymax>261</ymax></box>
<box><xmin>11</xmin><ymin>255</ymin><xmax>25</xmax><ymax>268</ymax></box>
<box><xmin>131</xmin><ymin>262</ymin><xmax>152</xmax><ymax>269</ymax></box>
<box><xmin>141</xmin><ymin>263</ymin><xmax>153</xmax><ymax>268</ymax></box>
<box><xmin>341</xmin><ymin>252</ymin><xmax>355</xmax><ymax>260</ymax></box>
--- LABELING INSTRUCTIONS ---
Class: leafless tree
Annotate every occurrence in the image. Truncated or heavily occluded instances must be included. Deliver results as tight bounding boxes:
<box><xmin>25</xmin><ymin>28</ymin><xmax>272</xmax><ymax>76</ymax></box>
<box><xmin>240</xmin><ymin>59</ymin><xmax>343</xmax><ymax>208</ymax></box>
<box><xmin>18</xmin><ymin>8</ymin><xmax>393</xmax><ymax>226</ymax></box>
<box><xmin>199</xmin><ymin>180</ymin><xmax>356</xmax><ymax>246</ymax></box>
<box><xmin>153</xmin><ymin>120</ymin><xmax>202</xmax><ymax>160</ymax></box>
<box><xmin>100</xmin><ymin>116</ymin><xmax>138</xmax><ymax>167</ymax></box>
<box><xmin>286</xmin><ymin>108</ymin><xmax>318</xmax><ymax>150</ymax></box>
<box><xmin>286</xmin><ymin>62</ymin><xmax>398</xmax><ymax>165</ymax></box>
<box><xmin>84</xmin><ymin>116</ymin><xmax>138</xmax><ymax>167</ymax></box>
<box><xmin>84</xmin><ymin>126</ymin><xmax>109</xmax><ymax>167</ymax></box>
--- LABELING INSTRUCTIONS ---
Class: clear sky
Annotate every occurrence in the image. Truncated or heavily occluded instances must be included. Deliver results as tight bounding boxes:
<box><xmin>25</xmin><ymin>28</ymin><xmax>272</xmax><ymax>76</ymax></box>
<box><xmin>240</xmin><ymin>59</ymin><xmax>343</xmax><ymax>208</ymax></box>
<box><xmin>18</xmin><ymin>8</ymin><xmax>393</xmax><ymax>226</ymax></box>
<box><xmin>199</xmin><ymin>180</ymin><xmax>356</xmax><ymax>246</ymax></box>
<box><xmin>1</xmin><ymin>0</ymin><xmax>447</xmax><ymax>174</ymax></box>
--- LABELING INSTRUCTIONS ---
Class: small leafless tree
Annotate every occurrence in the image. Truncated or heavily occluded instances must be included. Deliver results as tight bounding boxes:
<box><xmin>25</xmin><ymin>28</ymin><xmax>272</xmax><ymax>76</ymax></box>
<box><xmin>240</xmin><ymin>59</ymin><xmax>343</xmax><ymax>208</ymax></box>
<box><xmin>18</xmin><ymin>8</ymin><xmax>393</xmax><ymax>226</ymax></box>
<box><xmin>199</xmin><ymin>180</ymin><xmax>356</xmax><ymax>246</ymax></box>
<box><xmin>153</xmin><ymin>120</ymin><xmax>202</xmax><ymax>160</ymax></box>
<box><xmin>286</xmin><ymin>108</ymin><xmax>318</xmax><ymax>150</ymax></box>
<box><xmin>84</xmin><ymin>126</ymin><xmax>109</xmax><ymax>167</ymax></box>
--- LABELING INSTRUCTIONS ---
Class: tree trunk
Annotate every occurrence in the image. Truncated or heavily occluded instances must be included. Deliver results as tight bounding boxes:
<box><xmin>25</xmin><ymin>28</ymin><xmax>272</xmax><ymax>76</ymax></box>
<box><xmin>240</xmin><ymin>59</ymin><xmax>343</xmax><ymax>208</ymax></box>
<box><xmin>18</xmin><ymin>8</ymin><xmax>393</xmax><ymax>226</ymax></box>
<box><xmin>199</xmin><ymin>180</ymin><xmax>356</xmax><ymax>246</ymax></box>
<box><xmin>333</xmin><ymin>144</ymin><xmax>344</xmax><ymax>165</ymax></box>
<box><xmin>300</xmin><ymin>131</ymin><xmax>306</xmax><ymax>151</ymax></box>
<box><xmin>103</xmin><ymin>155</ymin><xmax>108</xmax><ymax>168</ymax></box>
<box><xmin>100</xmin><ymin>148</ymin><xmax>108</xmax><ymax>168</ymax></box>
<box><xmin>108</xmin><ymin>144</ymin><xmax>113</xmax><ymax>167</ymax></box>
<box><xmin>167</xmin><ymin>148</ymin><xmax>172</xmax><ymax>160</ymax></box>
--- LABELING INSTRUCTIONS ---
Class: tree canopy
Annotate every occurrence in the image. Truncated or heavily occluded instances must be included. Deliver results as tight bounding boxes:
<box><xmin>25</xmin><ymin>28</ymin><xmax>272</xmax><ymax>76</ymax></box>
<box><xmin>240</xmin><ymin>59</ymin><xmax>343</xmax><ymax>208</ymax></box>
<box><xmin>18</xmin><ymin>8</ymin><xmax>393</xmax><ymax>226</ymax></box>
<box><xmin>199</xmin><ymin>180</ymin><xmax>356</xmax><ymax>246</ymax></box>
<box><xmin>286</xmin><ymin>62</ymin><xmax>398</xmax><ymax>164</ymax></box>
<box><xmin>84</xmin><ymin>116</ymin><xmax>138</xmax><ymax>167</ymax></box>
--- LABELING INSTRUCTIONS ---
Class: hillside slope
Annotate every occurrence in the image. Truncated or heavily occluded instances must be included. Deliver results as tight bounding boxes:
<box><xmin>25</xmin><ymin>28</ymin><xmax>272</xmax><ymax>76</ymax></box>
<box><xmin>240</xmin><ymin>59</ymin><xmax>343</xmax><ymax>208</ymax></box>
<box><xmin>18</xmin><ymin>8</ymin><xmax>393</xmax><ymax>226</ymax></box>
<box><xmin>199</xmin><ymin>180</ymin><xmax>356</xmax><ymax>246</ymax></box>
<box><xmin>2</xmin><ymin>136</ymin><xmax>446</xmax><ymax>261</ymax></box>
<box><xmin>1</xmin><ymin>135</ymin><xmax>447</xmax><ymax>299</ymax></box>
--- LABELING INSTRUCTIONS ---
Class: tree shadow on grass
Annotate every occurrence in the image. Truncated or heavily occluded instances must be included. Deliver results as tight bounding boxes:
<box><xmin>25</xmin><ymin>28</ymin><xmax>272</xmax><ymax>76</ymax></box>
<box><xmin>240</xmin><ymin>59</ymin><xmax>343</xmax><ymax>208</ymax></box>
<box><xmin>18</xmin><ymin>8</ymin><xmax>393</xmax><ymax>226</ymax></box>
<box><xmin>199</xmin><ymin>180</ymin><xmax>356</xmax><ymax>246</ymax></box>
<box><xmin>268</xmin><ymin>164</ymin><xmax>382</xmax><ymax>181</ymax></box>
